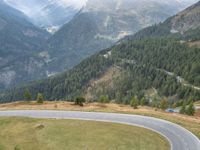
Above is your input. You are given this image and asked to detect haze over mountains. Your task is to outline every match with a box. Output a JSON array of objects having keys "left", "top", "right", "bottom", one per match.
[
  {"left": 1, "top": 1, "right": 200, "bottom": 103},
  {"left": 0, "top": 0, "right": 199, "bottom": 91},
  {"left": 4, "top": 0, "right": 87, "bottom": 30}
]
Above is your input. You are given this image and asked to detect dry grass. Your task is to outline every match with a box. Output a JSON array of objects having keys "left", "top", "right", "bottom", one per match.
[
  {"left": 0, "top": 117, "right": 169, "bottom": 150},
  {"left": 0, "top": 101, "right": 200, "bottom": 138}
]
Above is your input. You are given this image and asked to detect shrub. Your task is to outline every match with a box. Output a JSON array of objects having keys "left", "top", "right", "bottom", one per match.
[
  {"left": 99, "top": 95, "right": 109, "bottom": 103},
  {"left": 75, "top": 97, "right": 86, "bottom": 106}
]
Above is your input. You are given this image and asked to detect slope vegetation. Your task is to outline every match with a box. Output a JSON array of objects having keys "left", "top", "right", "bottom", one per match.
[
  {"left": 40, "top": 0, "right": 197, "bottom": 73},
  {"left": 1, "top": 1, "right": 200, "bottom": 104}
]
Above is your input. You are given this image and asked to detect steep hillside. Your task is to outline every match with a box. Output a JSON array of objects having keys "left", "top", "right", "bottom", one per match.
[
  {"left": 124, "top": 1, "right": 200, "bottom": 41},
  {"left": 0, "top": 1, "right": 50, "bottom": 90},
  {"left": 1, "top": 1, "right": 200, "bottom": 103},
  {"left": 41, "top": 0, "right": 198, "bottom": 74},
  {"left": 1, "top": 0, "right": 197, "bottom": 90},
  {"left": 2, "top": 37, "right": 200, "bottom": 103}
]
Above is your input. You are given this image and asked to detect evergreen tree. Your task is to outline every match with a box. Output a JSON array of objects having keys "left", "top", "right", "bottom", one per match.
[
  {"left": 186, "top": 102, "right": 195, "bottom": 116},
  {"left": 130, "top": 96, "right": 138, "bottom": 109},
  {"left": 23, "top": 89, "right": 32, "bottom": 102},
  {"left": 180, "top": 102, "right": 186, "bottom": 114},
  {"left": 37, "top": 93, "right": 44, "bottom": 104},
  {"left": 140, "top": 97, "right": 145, "bottom": 106},
  {"left": 160, "top": 99, "right": 168, "bottom": 110}
]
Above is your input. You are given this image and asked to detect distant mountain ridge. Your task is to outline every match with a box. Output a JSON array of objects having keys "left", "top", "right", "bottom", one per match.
[
  {"left": 39, "top": 0, "right": 199, "bottom": 76},
  {"left": 123, "top": 1, "right": 200, "bottom": 41},
  {"left": 0, "top": 0, "right": 199, "bottom": 91},
  {"left": 0, "top": 1, "right": 50, "bottom": 90}
]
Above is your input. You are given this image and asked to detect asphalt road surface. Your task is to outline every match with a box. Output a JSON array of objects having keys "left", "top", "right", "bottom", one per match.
[{"left": 0, "top": 110, "right": 199, "bottom": 150}]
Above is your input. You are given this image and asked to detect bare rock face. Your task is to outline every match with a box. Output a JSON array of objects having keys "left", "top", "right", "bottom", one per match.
[{"left": 170, "top": 1, "right": 200, "bottom": 33}]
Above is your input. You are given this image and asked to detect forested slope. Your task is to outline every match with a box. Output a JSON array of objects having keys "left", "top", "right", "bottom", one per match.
[
  {"left": 2, "top": 36, "right": 200, "bottom": 103},
  {"left": 1, "top": 1, "right": 200, "bottom": 104}
]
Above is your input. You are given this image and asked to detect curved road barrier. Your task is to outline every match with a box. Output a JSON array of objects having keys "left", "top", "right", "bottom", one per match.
[{"left": 0, "top": 110, "right": 199, "bottom": 150}]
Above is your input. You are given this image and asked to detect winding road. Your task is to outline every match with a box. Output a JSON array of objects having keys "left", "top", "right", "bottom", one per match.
[{"left": 0, "top": 110, "right": 199, "bottom": 150}]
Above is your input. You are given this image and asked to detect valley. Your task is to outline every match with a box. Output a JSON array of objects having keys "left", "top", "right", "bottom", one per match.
[
  {"left": 0, "top": 1, "right": 200, "bottom": 150},
  {"left": 0, "top": 0, "right": 199, "bottom": 90}
]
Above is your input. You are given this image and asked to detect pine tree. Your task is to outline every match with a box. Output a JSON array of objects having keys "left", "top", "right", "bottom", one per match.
[
  {"left": 140, "top": 98, "right": 145, "bottom": 106},
  {"left": 37, "top": 93, "right": 44, "bottom": 104},
  {"left": 180, "top": 102, "right": 186, "bottom": 114},
  {"left": 130, "top": 96, "right": 138, "bottom": 109},
  {"left": 23, "top": 89, "right": 32, "bottom": 102},
  {"left": 160, "top": 99, "right": 168, "bottom": 110},
  {"left": 186, "top": 102, "right": 195, "bottom": 116}
]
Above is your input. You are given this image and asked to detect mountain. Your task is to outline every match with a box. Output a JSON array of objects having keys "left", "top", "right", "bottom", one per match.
[
  {"left": 4, "top": 0, "right": 87, "bottom": 30},
  {"left": 124, "top": 0, "right": 200, "bottom": 41},
  {"left": 0, "top": 1, "right": 50, "bottom": 90},
  {"left": 41, "top": 0, "right": 199, "bottom": 75},
  {"left": 2, "top": 1, "right": 200, "bottom": 104},
  {"left": 0, "top": 0, "right": 198, "bottom": 90}
]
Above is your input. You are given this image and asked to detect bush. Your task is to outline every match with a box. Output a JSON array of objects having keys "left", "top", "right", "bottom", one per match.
[
  {"left": 99, "top": 95, "right": 109, "bottom": 103},
  {"left": 75, "top": 97, "right": 86, "bottom": 106},
  {"left": 37, "top": 93, "right": 44, "bottom": 104}
]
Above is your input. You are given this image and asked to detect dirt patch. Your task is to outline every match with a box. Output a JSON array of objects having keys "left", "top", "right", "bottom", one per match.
[
  {"left": 188, "top": 40, "right": 200, "bottom": 48},
  {"left": 85, "top": 66, "right": 121, "bottom": 101}
]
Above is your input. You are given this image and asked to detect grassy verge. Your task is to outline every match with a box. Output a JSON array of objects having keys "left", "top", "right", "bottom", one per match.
[
  {"left": 0, "top": 117, "right": 169, "bottom": 150},
  {"left": 0, "top": 101, "right": 200, "bottom": 139}
]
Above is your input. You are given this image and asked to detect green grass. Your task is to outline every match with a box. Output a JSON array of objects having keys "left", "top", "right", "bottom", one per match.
[{"left": 0, "top": 117, "right": 170, "bottom": 150}]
